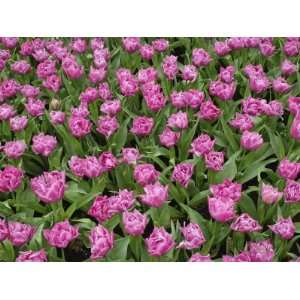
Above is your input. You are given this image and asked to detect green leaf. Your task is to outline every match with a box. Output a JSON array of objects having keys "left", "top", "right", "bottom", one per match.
[
  {"left": 107, "top": 236, "right": 130, "bottom": 261},
  {"left": 266, "top": 126, "right": 285, "bottom": 159}
]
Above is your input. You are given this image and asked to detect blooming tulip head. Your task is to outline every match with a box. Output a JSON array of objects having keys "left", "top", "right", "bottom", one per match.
[
  {"left": 140, "top": 182, "right": 168, "bottom": 208},
  {"left": 30, "top": 171, "right": 65, "bottom": 204},
  {"left": 44, "top": 221, "right": 79, "bottom": 248},
  {"left": 122, "top": 210, "right": 148, "bottom": 236},
  {"left": 269, "top": 217, "right": 295, "bottom": 240},
  {"left": 178, "top": 223, "right": 206, "bottom": 250},
  {"left": 145, "top": 227, "right": 175, "bottom": 257},
  {"left": 171, "top": 163, "right": 194, "bottom": 187}
]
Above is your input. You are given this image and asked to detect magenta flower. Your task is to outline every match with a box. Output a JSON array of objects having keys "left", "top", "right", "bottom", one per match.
[
  {"left": 248, "top": 240, "right": 275, "bottom": 262},
  {"left": 0, "top": 166, "right": 23, "bottom": 192},
  {"left": 145, "top": 227, "right": 175, "bottom": 257},
  {"left": 89, "top": 225, "right": 114, "bottom": 260},
  {"left": 9, "top": 115, "right": 28, "bottom": 132},
  {"left": 190, "top": 134, "right": 215, "bottom": 156},
  {"left": 32, "top": 133, "right": 57, "bottom": 157},
  {"left": 50, "top": 111, "right": 65, "bottom": 125},
  {"left": 281, "top": 59, "right": 297, "bottom": 76},
  {"left": 189, "top": 253, "right": 212, "bottom": 262},
  {"left": 68, "top": 116, "right": 92, "bottom": 138},
  {"left": 167, "top": 111, "right": 188, "bottom": 129},
  {"left": 122, "top": 37, "right": 140, "bottom": 53},
  {"left": 182, "top": 65, "right": 198, "bottom": 82},
  {"left": 269, "top": 217, "right": 295, "bottom": 240},
  {"left": 204, "top": 151, "right": 224, "bottom": 171},
  {"left": 16, "top": 249, "right": 47, "bottom": 262},
  {"left": 130, "top": 116, "right": 154, "bottom": 137},
  {"left": 230, "top": 213, "right": 262, "bottom": 232},
  {"left": 8, "top": 222, "right": 35, "bottom": 247},
  {"left": 134, "top": 163, "right": 160, "bottom": 186},
  {"left": 171, "top": 163, "right": 194, "bottom": 187},
  {"left": 98, "top": 151, "right": 118, "bottom": 172},
  {"left": 162, "top": 55, "right": 178, "bottom": 80},
  {"left": 229, "top": 113, "right": 254, "bottom": 132},
  {"left": 122, "top": 210, "right": 148, "bottom": 236},
  {"left": 210, "top": 179, "right": 242, "bottom": 203},
  {"left": 284, "top": 180, "right": 300, "bottom": 203},
  {"left": 261, "top": 183, "right": 283, "bottom": 204},
  {"left": 44, "top": 221, "right": 79, "bottom": 248},
  {"left": 152, "top": 39, "right": 169, "bottom": 52},
  {"left": 208, "top": 196, "right": 236, "bottom": 223},
  {"left": 159, "top": 127, "right": 180, "bottom": 148},
  {"left": 278, "top": 158, "right": 300, "bottom": 180},
  {"left": 178, "top": 223, "right": 206, "bottom": 250},
  {"left": 140, "top": 182, "right": 169, "bottom": 208},
  {"left": 97, "top": 115, "right": 119, "bottom": 138},
  {"left": 3, "top": 140, "right": 26, "bottom": 159},
  {"left": 192, "top": 48, "right": 211, "bottom": 67},
  {"left": 100, "top": 100, "right": 121, "bottom": 116},
  {"left": 122, "top": 148, "right": 140, "bottom": 164},
  {"left": 30, "top": 171, "right": 65, "bottom": 204},
  {"left": 197, "top": 100, "right": 221, "bottom": 121},
  {"left": 240, "top": 131, "right": 263, "bottom": 151},
  {"left": 223, "top": 251, "right": 251, "bottom": 262}
]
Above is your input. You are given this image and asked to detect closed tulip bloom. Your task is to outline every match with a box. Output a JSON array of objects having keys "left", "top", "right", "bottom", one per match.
[
  {"left": 192, "top": 48, "right": 211, "bottom": 67},
  {"left": 16, "top": 249, "right": 47, "bottom": 262},
  {"left": 8, "top": 222, "right": 35, "bottom": 247},
  {"left": 278, "top": 158, "right": 300, "bottom": 180},
  {"left": 214, "top": 41, "right": 231, "bottom": 56},
  {"left": 98, "top": 151, "right": 118, "bottom": 172},
  {"left": 25, "top": 98, "right": 45, "bottom": 117},
  {"left": 272, "top": 77, "right": 291, "bottom": 94},
  {"left": 32, "top": 133, "right": 57, "bottom": 156},
  {"left": 178, "top": 223, "right": 206, "bottom": 250},
  {"left": 0, "top": 104, "right": 16, "bottom": 120},
  {"left": 122, "top": 37, "right": 140, "bottom": 53},
  {"left": 11, "top": 60, "right": 31, "bottom": 74},
  {"left": 261, "top": 183, "right": 283, "bottom": 204},
  {"left": 230, "top": 213, "right": 262, "bottom": 232},
  {"left": 139, "top": 44, "right": 154, "bottom": 60},
  {"left": 68, "top": 116, "right": 92, "bottom": 138},
  {"left": 219, "top": 66, "right": 235, "bottom": 83},
  {"left": 159, "top": 127, "right": 180, "bottom": 148},
  {"left": 284, "top": 40, "right": 299, "bottom": 56},
  {"left": 97, "top": 115, "right": 119, "bottom": 138},
  {"left": 89, "top": 225, "right": 114, "bottom": 259},
  {"left": 130, "top": 116, "right": 154, "bottom": 137},
  {"left": 262, "top": 100, "right": 284, "bottom": 117},
  {"left": 162, "top": 55, "right": 178, "bottom": 80},
  {"left": 290, "top": 113, "right": 300, "bottom": 141},
  {"left": 182, "top": 65, "right": 198, "bottom": 82},
  {"left": 208, "top": 196, "right": 236, "bottom": 222},
  {"left": 190, "top": 134, "right": 215, "bottom": 156},
  {"left": 50, "top": 111, "right": 65, "bottom": 125},
  {"left": 269, "top": 217, "right": 295, "bottom": 240},
  {"left": 88, "top": 196, "right": 115, "bottom": 223},
  {"left": 204, "top": 151, "right": 224, "bottom": 171},
  {"left": 110, "top": 189, "right": 135, "bottom": 213},
  {"left": 44, "top": 221, "right": 79, "bottom": 248},
  {"left": 223, "top": 251, "right": 251, "bottom": 262},
  {"left": 122, "top": 147, "right": 140, "bottom": 164},
  {"left": 20, "top": 84, "right": 40, "bottom": 99},
  {"left": 146, "top": 227, "right": 175, "bottom": 257},
  {"left": 171, "top": 163, "right": 194, "bottom": 187},
  {"left": 197, "top": 100, "right": 222, "bottom": 121},
  {"left": 9, "top": 115, "right": 28, "bottom": 132},
  {"left": 167, "top": 111, "right": 188, "bottom": 129},
  {"left": 288, "top": 96, "right": 300, "bottom": 115},
  {"left": 210, "top": 179, "right": 242, "bottom": 203},
  {"left": 242, "top": 97, "right": 265, "bottom": 116},
  {"left": 189, "top": 253, "right": 212, "bottom": 262},
  {"left": 30, "top": 171, "right": 65, "bottom": 204},
  {"left": 100, "top": 100, "right": 121, "bottom": 116},
  {"left": 185, "top": 89, "right": 205, "bottom": 109},
  {"left": 209, "top": 80, "right": 236, "bottom": 101},
  {"left": 281, "top": 59, "right": 297, "bottom": 76},
  {"left": 249, "top": 75, "right": 270, "bottom": 94},
  {"left": 140, "top": 182, "right": 168, "bottom": 208},
  {"left": 248, "top": 240, "right": 274, "bottom": 262},
  {"left": 229, "top": 113, "right": 254, "bottom": 132},
  {"left": 152, "top": 39, "right": 169, "bottom": 52},
  {"left": 69, "top": 156, "right": 86, "bottom": 177},
  {"left": 62, "top": 56, "right": 84, "bottom": 79},
  {"left": 0, "top": 166, "right": 23, "bottom": 192},
  {"left": 137, "top": 67, "right": 158, "bottom": 84},
  {"left": 170, "top": 91, "right": 187, "bottom": 109},
  {"left": 240, "top": 131, "right": 263, "bottom": 151},
  {"left": 0, "top": 219, "right": 8, "bottom": 241},
  {"left": 88, "top": 66, "right": 107, "bottom": 84},
  {"left": 0, "top": 79, "right": 19, "bottom": 99},
  {"left": 122, "top": 210, "right": 148, "bottom": 236},
  {"left": 284, "top": 180, "right": 300, "bottom": 203},
  {"left": 134, "top": 164, "right": 160, "bottom": 186},
  {"left": 3, "top": 140, "right": 26, "bottom": 159}
]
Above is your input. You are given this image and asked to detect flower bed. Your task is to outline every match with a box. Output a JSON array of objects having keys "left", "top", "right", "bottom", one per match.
[{"left": 1, "top": 37, "right": 300, "bottom": 262}]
